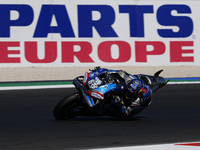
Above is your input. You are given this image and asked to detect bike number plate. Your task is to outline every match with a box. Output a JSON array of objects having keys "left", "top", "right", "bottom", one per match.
[{"left": 88, "top": 77, "right": 102, "bottom": 89}]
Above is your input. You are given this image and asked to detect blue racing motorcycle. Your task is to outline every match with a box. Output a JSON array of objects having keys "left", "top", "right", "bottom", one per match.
[{"left": 53, "top": 67, "right": 168, "bottom": 120}]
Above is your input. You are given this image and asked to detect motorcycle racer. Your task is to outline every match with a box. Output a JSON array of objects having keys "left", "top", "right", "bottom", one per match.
[
  {"left": 54, "top": 66, "right": 167, "bottom": 120},
  {"left": 102, "top": 68, "right": 152, "bottom": 116}
]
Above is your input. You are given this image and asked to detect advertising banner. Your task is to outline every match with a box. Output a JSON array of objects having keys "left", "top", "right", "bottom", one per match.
[{"left": 0, "top": 0, "right": 199, "bottom": 67}]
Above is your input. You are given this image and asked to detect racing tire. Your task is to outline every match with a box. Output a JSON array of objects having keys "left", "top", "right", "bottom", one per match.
[{"left": 53, "top": 94, "right": 80, "bottom": 120}]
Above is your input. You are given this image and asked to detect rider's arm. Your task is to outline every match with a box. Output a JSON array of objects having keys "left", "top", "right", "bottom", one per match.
[{"left": 121, "top": 84, "right": 152, "bottom": 116}]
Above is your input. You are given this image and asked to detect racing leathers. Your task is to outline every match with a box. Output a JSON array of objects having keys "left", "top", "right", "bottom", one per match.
[{"left": 105, "top": 69, "right": 152, "bottom": 116}]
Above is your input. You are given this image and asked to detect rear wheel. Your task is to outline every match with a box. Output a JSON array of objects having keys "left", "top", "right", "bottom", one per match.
[{"left": 53, "top": 94, "right": 80, "bottom": 120}]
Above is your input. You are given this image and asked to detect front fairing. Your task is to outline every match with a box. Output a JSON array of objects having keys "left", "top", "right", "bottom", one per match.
[
  {"left": 83, "top": 68, "right": 108, "bottom": 86},
  {"left": 87, "top": 83, "right": 117, "bottom": 100},
  {"left": 73, "top": 69, "right": 119, "bottom": 107}
]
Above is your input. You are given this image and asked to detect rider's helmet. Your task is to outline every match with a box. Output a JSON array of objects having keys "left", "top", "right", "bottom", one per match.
[{"left": 125, "top": 79, "right": 144, "bottom": 99}]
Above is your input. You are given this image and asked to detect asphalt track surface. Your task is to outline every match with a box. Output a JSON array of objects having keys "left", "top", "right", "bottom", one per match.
[{"left": 0, "top": 84, "right": 200, "bottom": 150}]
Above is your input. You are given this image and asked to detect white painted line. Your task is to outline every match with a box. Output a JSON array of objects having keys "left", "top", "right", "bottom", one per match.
[
  {"left": 0, "top": 84, "right": 75, "bottom": 90},
  {"left": 168, "top": 81, "right": 200, "bottom": 84},
  {"left": 91, "top": 142, "right": 200, "bottom": 150},
  {"left": 0, "top": 81, "right": 199, "bottom": 90}
]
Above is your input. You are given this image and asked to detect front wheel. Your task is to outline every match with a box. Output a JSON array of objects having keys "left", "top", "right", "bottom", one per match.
[{"left": 53, "top": 94, "right": 80, "bottom": 120}]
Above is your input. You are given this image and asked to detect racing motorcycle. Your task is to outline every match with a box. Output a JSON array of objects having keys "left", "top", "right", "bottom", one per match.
[{"left": 53, "top": 67, "right": 169, "bottom": 120}]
